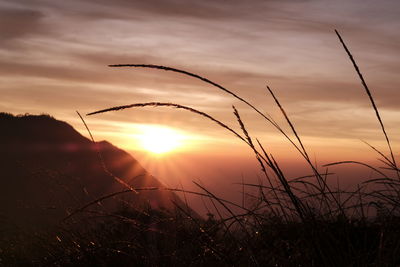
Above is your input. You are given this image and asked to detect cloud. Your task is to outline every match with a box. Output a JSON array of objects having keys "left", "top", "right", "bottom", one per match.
[
  {"left": 1, "top": 0, "right": 400, "bottom": 147},
  {"left": 0, "top": 7, "right": 47, "bottom": 42}
]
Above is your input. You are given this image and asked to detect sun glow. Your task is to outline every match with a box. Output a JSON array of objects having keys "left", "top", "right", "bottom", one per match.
[{"left": 136, "top": 125, "right": 184, "bottom": 154}]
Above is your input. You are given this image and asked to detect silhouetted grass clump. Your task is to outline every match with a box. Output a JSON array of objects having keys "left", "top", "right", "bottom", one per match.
[{"left": 3, "top": 30, "right": 400, "bottom": 266}]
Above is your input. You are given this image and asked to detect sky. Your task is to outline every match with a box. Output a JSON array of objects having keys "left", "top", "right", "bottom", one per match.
[{"left": 1, "top": 0, "right": 400, "bottom": 209}]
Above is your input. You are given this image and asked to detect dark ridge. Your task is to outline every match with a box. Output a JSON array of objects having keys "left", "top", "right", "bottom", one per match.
[{"left": 0, "top": 112, "right": 187, "bottom": 232}]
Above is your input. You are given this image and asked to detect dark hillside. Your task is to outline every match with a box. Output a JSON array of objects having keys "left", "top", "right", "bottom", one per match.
[{"left": 0, "top": 113, "right": 184, "bottom": 232}]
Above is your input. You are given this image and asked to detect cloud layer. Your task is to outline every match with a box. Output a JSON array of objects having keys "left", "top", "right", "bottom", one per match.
[{"left": 1, "top": 0, "right": 400, "bottom": 154}]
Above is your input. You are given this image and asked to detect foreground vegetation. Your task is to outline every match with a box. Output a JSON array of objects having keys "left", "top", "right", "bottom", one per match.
[
  {"left": 2, "top": 30, "right": 400, "bottom": 266},
  {"left": 4, "top": 206, "right": 400, "bottom": 266}
]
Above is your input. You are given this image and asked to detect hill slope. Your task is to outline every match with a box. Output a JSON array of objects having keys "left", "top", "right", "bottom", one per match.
[{"left": 0, "top": 112, "right": 186, "bottom": 231}]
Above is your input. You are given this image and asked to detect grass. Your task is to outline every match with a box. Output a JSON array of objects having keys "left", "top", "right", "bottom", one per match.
[{"left": 3, "top": 30, "right": 400, "bottom": 266}]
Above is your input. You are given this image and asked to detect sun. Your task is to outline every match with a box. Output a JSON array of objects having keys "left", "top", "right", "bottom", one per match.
[{"left": 137, "top": 125, "right": 184, "bottom": 154}]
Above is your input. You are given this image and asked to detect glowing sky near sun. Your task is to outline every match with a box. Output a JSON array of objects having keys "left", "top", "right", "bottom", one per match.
[
  {"left": 134, "top": 124, "right": 185, "bottom": 154},
  {"left": 1, "top": 0, "right": 400, "bottom": 194}
]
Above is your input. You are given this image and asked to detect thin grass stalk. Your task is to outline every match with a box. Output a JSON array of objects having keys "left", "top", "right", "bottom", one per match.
[
  {"left": 232, "top": 105, "right": 282, "bottom": 208},
  {"left": 335, "top": 29, "right": 399, "bottom": 179},
  {"left": 108, "top": 64, "right": 309, "bottom": 160},
  {"left": 320, "top": 168, "right": 335, "bottom": 216},
  {"left": 87, "top": 102, "right": 247, "bottom": 144},
  {"left": 324, "top": 161, "right": 389, "bottom": 179},
  {"left": 206, "top": 197, "right": 242, "bottom": 250},
  {"left": 362, "top": 140, "right": 396, "bottom": 170},
  {"left": 270, "top": 154, "right": 306, "bottom": 221},
  {"left": 87, "top": 102, "right": 291, "bottom": 190},
  {"left": 256, "top": 139, "right": 291, "bottom": 220},
  {"left": 64, "top": 187, "right": 254, "bottom": 222},
  {"left": 266, "top": 86, "right": 308, "bottom": 159},
  {"left": 232, "top": 106, "right": 269, "bottom": 175},
  {"left": 208, "top": 196, "right": 230, "bottom": 229},
  {"left": 357, "top": 184, "right": 366, "bottom": 219},
  {"left": 76, "top": 111, "right": 139, "bottom": 194},
  {"left": 241, "top": 175, "right": 245, "bottom": 209},
  {"left": 265, "top": 86, "right": 343, "bottom": 216},
  {"left": 192, "top": 181, "right": 259, "bottom": 266},
  {"left": 193, "top": 181, "right": 249, "bottom": 235},
  {"left": 178, "top": 180, "right": 191, "bottom": 215},
  {"left": 291, "top": 172, "right": 335, "bottom": 181},
  {"left": 88, "top": 102, "right": 286, "bottom": 195},
  {"left": 170, "top": 200, "right": 230, "bottom": 264},
  {"left": 255, "top": 175, "right": 281, "bottom": 219},
  {"left": 378, "top": 160, "right": 398, "bottom": 171}
]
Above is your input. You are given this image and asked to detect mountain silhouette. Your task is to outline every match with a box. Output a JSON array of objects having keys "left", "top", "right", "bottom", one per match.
[{"left": 0, "top": 112, "right": 187, "bottom": 232}]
